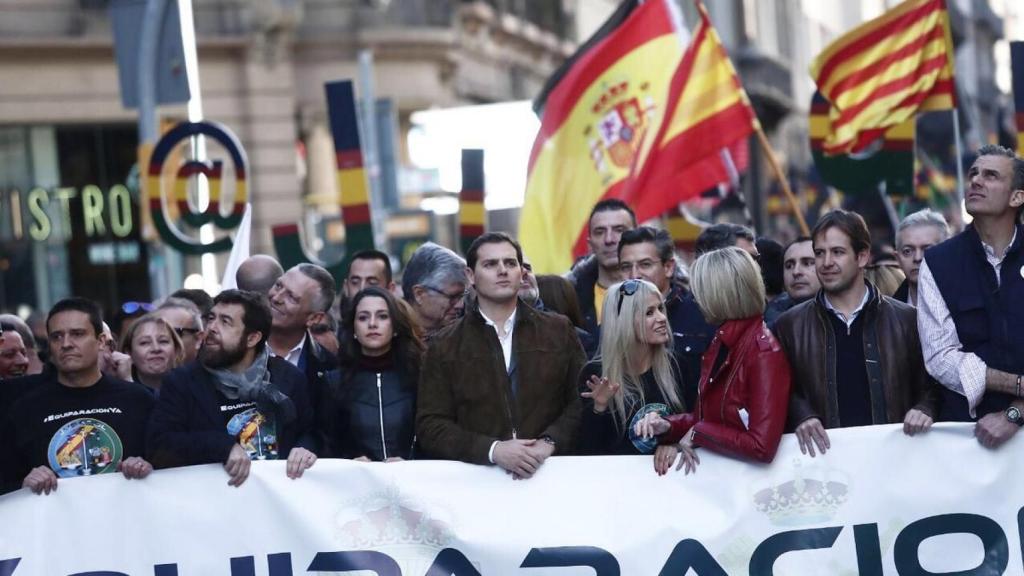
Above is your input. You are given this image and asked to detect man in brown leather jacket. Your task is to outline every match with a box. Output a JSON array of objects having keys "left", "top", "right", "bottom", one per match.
[
  {"left": 773, "top": 210, "right": 941, "bottom": 457},
  {"left": 417, "top": 232, "right": 584, "bottom": 478}
]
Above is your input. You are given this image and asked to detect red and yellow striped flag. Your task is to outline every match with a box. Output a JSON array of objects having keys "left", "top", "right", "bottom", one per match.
[
  {"left": 519, "top": 0, "right": 685, "bottom": 274},
  {"left": 618, "top": 3, "right": 758, "bottom": 222},
  {"left": 811, "top": 0, "right": 956, "bottom": 156}
]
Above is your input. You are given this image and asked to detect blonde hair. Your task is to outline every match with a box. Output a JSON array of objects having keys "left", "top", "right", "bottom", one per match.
[
  {"left": 865, "top": 263, "right": 906, "bottom": 297},
  {"left": 691, "top": 247, "right": 765, "bottom": 324},
  {"left": 597, "top": 279, "right": 684, "bottom": 429},
  {"left": 120, "top": 314, "right": 186, "bottom": 367}
]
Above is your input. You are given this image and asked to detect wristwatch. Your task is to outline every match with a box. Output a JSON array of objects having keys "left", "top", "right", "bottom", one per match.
[
  {"left": 1006, "top": 406, "right": 1024, "bottom": 427},
  {"left": 540, "top": 435, "right": 557, "bottom": 447}
]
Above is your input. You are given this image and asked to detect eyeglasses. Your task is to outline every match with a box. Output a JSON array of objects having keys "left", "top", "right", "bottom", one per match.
[
  {"left": 121, "top": 301, "right": 155, "bottom": 315},
  {"left": 616, "top": 279, "right": 640, "bottom": 315},
  {"left": 424, "top": 285, "right": 468, "bottom": 306},
  {"left": 173, "top": 327, "right": 200, "bottom": 338}
]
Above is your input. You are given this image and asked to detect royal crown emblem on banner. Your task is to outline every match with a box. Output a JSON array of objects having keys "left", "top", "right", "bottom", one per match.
[
  {"left": 753, "top": 460, "right": 851, "bottom": 527},
  {"left": 583, "top": 78, "right": 656, "bottom": 185}
]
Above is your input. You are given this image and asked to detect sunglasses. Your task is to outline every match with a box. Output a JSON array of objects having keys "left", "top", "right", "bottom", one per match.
[
  {"left": 309, "top": 323, "right": 333, "bottom": 336},
  {"left": 616, "top": 279, "right": 640, "bottom": 315},
  {"left": 122, "top": 301, "right": 155, "bottom": 315},
  {"left": 173, "top": 327, "right": 200, "bottom": 338}
]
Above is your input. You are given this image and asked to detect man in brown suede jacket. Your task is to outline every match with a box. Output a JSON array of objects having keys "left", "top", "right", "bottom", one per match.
[
  {"left": 773, "top": 210, "right": 941, "bottom": 457},
  {"left": 417, "top": 232, "right": 584, "bottom": 479}
]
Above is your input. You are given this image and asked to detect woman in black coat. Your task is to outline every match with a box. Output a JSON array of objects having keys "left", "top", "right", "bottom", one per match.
[{"left": 321, "top": 287, "right": 424, "bottom": 461}]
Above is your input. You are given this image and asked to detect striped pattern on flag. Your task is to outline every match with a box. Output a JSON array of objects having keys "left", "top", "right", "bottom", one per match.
[{"left": 810, "top": 0, "right": 955, "bottom": 156}]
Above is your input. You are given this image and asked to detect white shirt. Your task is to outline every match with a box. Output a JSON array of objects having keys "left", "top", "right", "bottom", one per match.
[
  {"left": 480, "top": 308, "right": 517, "bottom": 373},
  {"left": 917, "top": 228, "right": 1018, "bottom": 417},
  {"left": 480, "top": 307, "right": 517, "bottom": 463},
  {"left": 272, "top": 333, "right": 307, "bottom": 367},
  {"left": 822, "top": 284, "right": 871, "bottom": 331}
]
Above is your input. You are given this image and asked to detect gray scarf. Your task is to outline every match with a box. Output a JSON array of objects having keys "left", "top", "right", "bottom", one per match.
[{"left": 205, "top": 347, "right": 296, "bottom": 423}]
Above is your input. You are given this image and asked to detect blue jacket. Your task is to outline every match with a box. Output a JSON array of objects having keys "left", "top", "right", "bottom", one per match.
[{"left": 147, "top": 356, "right": 316, "bottom": 468}]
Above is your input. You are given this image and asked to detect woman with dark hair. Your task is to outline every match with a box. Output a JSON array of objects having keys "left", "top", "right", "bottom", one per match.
[
  {"left": 536, "top": 274, "right": 585, "bottom": 329},
  {"left": 321, "top": 286, "right": 424, "bottom": 461}
]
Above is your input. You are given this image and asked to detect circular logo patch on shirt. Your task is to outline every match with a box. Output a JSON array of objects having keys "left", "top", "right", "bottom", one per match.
[
  {"left": 628, "top": 403, "right": 671, "bottom": 454},
  {"left": 47, "top": 418, "right": 123, "bottom": 478}
]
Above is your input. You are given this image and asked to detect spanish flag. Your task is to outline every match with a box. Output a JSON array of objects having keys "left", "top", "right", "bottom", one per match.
[
  {"left": 811, "top": 0, "right": 956, "bottom": 156},
  {"left": 619, "top": 3, "right": 759, "bottom": 224},
  {"left": 519, "top": 0, "right": 685, "bottom": 274}
]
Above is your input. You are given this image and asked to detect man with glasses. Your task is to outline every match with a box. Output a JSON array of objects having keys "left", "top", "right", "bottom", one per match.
[
  {"left": 155, "top": 297, "right": 205, "bottom": 364},
  {"left": 401, "top": 242, "right": 469, "bottom": 340},
  {"left": 893, "top": 209, "right": 949, "bottom": 306},
  {"left": 418, "top": 232, "right": 584, "bottom": 478}
]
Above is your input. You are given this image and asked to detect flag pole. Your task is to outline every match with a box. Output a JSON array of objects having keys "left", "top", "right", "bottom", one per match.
[{"left": 753, "top": 125, "right": 810, "bottom": 236}]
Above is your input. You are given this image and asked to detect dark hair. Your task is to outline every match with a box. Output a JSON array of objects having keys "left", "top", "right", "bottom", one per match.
[
  {"left": 977, "top": 144, "right": 1024, "bottom": 218},
  {"left": 695, "top": 223, "right": 755, "bottom": 255},
  {"left": 348, "top": 250, "right": 393, "bottom": 285},
  {"left": 339, "top": 286, "right": 424, "bottom": 390},
  {"left": 618, "top": 226, "right": 674, "bottom": 263},
  {"left": 466, "top": 232, "right": 523, "bottom": 271},
  {"left": 211, "top": 289, "right": 272, "bottom": 350},
  {"left": 784, "top": 236, "right": 813, "bottom": 255},
  {"left": 294, "top": 263, "right": 337, "bottom": 313},
  {"left": 536, "top": 274, "right": 585, "bottom": 329},
  {"left": 755, "top": 237, "right": 785, "bottom": 296},
  {"left": 47, "top": 297, "right": 103, "bottom": 337},
  {"left": 170, "top": 288, "right": 214, "bottom": 316},
  {"left": 589, "top": 199, "right": 637, "bottom": 231},
  {"left": 812, "top": 209, "right": 872, "bottom": 255}
]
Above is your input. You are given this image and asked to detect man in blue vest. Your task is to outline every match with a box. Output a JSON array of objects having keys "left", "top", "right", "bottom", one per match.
[{"left": 918, "top": 145, "right": 1024, "bottom": 448}]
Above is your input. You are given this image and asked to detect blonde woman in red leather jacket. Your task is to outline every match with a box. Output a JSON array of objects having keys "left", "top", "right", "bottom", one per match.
[{"left": 635, "top": 247, "right": 791, "bottom": 475}]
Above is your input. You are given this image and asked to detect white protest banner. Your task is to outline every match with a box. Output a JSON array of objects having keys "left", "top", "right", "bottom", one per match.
[{"left": 0, "top": 423, "right": 1021, "bottom": 575}]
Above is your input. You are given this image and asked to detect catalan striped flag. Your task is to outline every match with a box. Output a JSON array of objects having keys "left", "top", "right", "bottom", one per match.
[
  {"left": 618, "top": 3, "right": 758, "bottom": 223},
  {"left": 519, "top": 0, "right": 686, "bottom": 274},
  {"left": 810, "top": 0, "right": 956, "bottom": 156}
]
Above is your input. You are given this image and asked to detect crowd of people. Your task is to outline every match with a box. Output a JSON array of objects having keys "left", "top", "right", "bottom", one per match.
[{"left": 0, "top": 143, "right": 1022, "bottom": 494}]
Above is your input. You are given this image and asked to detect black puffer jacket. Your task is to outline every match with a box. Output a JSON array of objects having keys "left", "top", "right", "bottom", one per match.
[{"left": 321, "top": 353, "right": 416, "bottom": 461}]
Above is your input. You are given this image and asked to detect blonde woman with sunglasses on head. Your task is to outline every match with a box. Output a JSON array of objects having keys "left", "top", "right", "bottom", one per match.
[
  {"left": 635, "top": 247, "right": 791, "bottom": 475},
  {"left": 578, "top": 279, "right": 686, "bottom": 455}
]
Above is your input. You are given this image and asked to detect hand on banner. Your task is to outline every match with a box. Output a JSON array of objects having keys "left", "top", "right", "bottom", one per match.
[
  {"left": 795, "top": 418, "right": 830, "bottom": 457},
  {"left": 903, "top": 409, "right": 934, "bottom": 436},
  {"left": 653, "top": 444, "right": 679, "bottom": 476},
  {"left": 975, "top": 412, "right": 1019, "bottom": 449},
  {"left": 634, "top": 412, "right": 671, "bottom": 439},
  {"left": 582, "top": 375, "right": 620, "bottom": 413},
  {"left": 22, "top": 466, "right": 58, "bottom": 495},
  {"left": 493, "top": 439, "right": 545, "bottom": 480},
  {"left": 224, "top": 443, "right": 251, "bottom": 487},
  {"left": 385, "top": 457, "right": 405, "bottom": 463},
  {"left": 118, "top": 456, "right": 153, "bottom": 480},
  {"left": 675, "top": 435, "right": 700, "bottom": 475},
  {"left": 286, "top": 447, "right": 317, "bottom": 479},
  {"left": 354, "top": 456, "right": 371, "bottom": 462}
]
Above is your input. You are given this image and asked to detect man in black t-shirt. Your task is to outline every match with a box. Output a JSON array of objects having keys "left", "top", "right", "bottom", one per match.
[
  {"left": 148, "top": 290, "right": 316, "bottom": 487},
  {"left": 2, "top": 298, "right": 154, "bottom": 495}
]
